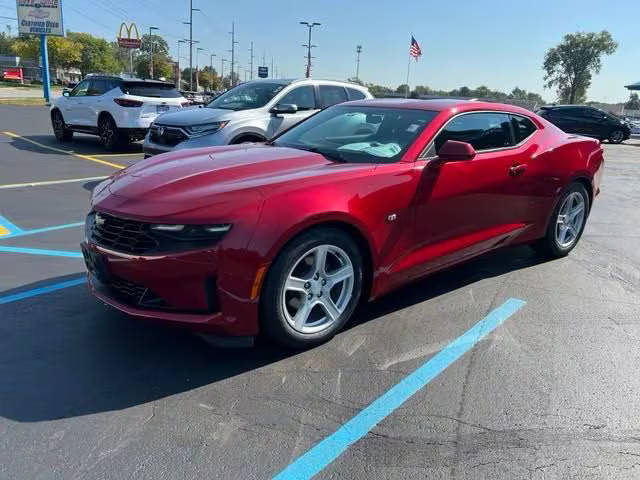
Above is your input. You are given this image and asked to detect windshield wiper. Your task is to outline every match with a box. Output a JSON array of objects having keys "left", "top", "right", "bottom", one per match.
[{"left": 305, "top": 147, "right": 347, "bottom": 163}]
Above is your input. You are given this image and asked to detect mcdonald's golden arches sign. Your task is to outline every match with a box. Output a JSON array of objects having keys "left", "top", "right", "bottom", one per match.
[{"left": 117, "top": 23, "right": 141, "bottom": 49}]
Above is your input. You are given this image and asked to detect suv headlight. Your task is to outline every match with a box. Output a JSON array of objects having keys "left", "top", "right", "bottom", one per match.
[{"left": 188, "top": 121, "right": 229, "bottom": 137}]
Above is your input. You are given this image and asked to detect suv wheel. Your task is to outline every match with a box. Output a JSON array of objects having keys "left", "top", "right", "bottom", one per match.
[
  {"left": 51, "top": 110, "right": 73, "bottom": 142},
  {"left": 98, "top": 115, "right": 127, "bottom": 151},
  {"left": 608, "top": 129, "right": 625, "bottom": 144}
]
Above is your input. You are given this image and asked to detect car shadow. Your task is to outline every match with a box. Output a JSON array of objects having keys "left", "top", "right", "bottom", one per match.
[
  {"left": 5, "top": 134, "right": 143, "bottom": 155},
  {"left": 0, "top": 245, "right": 547, "bottom": 423}
]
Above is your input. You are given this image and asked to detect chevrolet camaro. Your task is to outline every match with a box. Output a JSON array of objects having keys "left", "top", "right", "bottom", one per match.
[{"left": 82, "top": 99, "right": 604, "bottom": 348}]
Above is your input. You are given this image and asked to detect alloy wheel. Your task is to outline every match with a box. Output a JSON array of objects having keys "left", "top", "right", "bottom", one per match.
[
  {"left": 610, "top": 130, "right": 624, "bottom": 143},
  {"left": 53, "top": 112, "right": 65, "bottom": 136},
  {"left": 281, "top": 244, "right": 355, "bottom": 334},
  {"left": 555, "top": 192, "right": 586, "bottom": 249},
  {"left": 100, "top": 119, "right": 115, "bottom": 146}
]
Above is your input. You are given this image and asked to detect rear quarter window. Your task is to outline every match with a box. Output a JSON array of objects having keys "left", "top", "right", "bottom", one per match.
[
  {"left": 510, "top": 115, "right": 537, "bottom": 143},
  {"left": 121, "top": 82, "right": 182, "bottom": 98},
  {"left": 346, "top": 88, "right": 366, "bottom": 100}
]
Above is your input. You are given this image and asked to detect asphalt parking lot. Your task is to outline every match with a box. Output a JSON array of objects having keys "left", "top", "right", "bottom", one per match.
[{"left": 1, "top": 104, "right": 639, "bottom": 479}]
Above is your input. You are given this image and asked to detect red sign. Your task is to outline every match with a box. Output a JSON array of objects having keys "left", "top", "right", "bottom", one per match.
[{"left": 3, "top": 68, "right": 23, "bottom": 81}]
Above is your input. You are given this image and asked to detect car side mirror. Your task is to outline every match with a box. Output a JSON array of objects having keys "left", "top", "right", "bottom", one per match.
[
  {"left": 62, "top": 89, "right": 70, "bottom": 97},
  {"left": 270, "top": 103, "right": 298, "bottom": 115},
  {"left": 437, "top": 140, "right": 476, "bottom": 161}
]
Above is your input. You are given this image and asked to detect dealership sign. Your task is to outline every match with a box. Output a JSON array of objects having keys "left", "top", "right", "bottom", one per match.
[
  {"left": 16, "top": 0, "right": 64, "bottom": 36},
  {"left": 117, "top": 22, "right": 141, "bottom": 49}
]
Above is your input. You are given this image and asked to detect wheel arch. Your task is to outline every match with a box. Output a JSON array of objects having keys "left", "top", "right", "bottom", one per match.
[
  {"left": 98, "top": 110, "right": 114, "bottom": 124},
  {"left": 230, "top": 132, "right": 267, "bottom": 144},
  {"left": 259, "top": 216, "right": 376, "bottom": 304},
  {"left": 569, "top": 175, "right": 594, "bottom": 212}
]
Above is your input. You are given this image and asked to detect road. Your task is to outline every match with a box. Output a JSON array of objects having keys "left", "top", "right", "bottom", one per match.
[{"left": 0, "top": 105, "right": 639, "bottom": 479}]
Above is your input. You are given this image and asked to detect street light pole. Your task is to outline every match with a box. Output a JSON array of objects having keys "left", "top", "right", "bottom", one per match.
[
  {"left": 220, "top": 58, "right": 227, "bottom": 88},
  {"left": 248, "top": 41, "right": 254, "bottom": 80},
  {"left": 355, "top": 45, "right": 362, "bottom": 82},
  {"left": 196, "top": 47, "right": 204, "bottom": 91},
  {"left": 300, "top": 21, "right": 320, "bottom": 78},
  {"left": 229, "top": 21, "right": 239, "bottom": 87},
  {"left": 149, "top": 26, "right": 158, "bottom": 79},
  {"left": 209, "top": 53, "right": 216, "bottom": 91},
  {"left": 177, "top": 39, "right": 185, "bottom": 88}
]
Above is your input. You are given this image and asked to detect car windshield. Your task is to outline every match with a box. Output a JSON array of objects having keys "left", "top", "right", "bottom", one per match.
[
  {"left": 207, "top": 82, "right": 287, "bottom": 111},
  {"left": 273, "top": 105, "right": 438, "bottom": 163}
]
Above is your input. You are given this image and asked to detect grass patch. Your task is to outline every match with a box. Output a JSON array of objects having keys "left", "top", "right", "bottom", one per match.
[
  {"left": 0, "top": 97, "right": 48, "bottom": 106},
  {"left": 0, "top": 81, "right": 43, "bottom": 89}
]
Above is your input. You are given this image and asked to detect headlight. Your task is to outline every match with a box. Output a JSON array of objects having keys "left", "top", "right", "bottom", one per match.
[
  {"left": 150, "top": 223, "right": 232, "bottom": 241},
  {"left": 188, "top": 121, "right": 229, "bottom": 136}
]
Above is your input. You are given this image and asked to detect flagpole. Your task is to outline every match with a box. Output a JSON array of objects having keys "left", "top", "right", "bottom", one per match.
[{"left": 405, "top": 56, "right": 411, "bottom": 98}]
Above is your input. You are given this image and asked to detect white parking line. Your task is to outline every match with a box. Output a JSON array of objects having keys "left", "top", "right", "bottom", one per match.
[{"left": 0, "top": 176, "right": 109, "bottom": 190}]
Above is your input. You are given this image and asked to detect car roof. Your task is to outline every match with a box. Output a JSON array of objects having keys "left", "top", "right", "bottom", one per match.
[
  {"left": 85, "top": 74, "right": 174, "bottom": 85},
  {"left": 237, "top": 78, "right": 368, "bottom": 89},
  {"left": 343, "top": 98, "right": 535, "bottom": 115}
]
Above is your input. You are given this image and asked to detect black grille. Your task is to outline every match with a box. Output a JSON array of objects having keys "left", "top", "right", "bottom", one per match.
[
  {"left": 150, "top": 124, "right": 188, "bottom": 146},
  {"left": 107, "top": 276, "right": 167, "bottom": 308},
  {"left": 88, "top": 212, "right": 158, "bottom": 255}
]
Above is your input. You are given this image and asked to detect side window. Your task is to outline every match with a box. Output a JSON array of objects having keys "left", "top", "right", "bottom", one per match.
[
  {"left": 87, "top": 79, "right": 108, "bottom": 96},
  {"left": 278, "top": 86, "right": 316, "bottom": 111},
  {"left": 318, "top": 85, "right": 348, "bottom": 108},
  {"left": 434, "top": 113, "right": 513, "bottom": 152},
  {"left": 510, "top": 115, "right": 537, "bottom": 143},
  {"left": 346, "top": 88, "right": 366, "bottom": 100},
  {"left": 70, "top": 79, "right": 90, "bottom": 97}
]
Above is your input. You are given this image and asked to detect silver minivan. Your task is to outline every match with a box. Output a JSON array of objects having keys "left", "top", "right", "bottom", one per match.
[{"left": 143, "top": 78, "right": 372, "bottom": 157}]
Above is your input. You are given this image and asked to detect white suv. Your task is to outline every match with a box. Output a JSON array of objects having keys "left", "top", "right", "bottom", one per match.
[
  {"left": 50, "top": 75, "right": 188, "bottom": 150},
  {"left": 143, "top": 78, "right": 372, "bottom": 157}
]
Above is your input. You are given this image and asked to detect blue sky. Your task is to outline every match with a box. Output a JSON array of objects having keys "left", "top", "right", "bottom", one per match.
[{"left": 1, "top": 0, "right": 637, "bottom": 102}]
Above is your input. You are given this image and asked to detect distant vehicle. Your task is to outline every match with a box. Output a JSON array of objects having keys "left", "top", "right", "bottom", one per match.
[
  {"left": 50, "top": 75, "right": 189, "bottom": 150},
  {"left": 143, "top": 78, "right": 372, "bottom": 157},
  {"left": 84, "top": 99, "right": 603, "bottom": 348},
  {"left": 537, "top": 105, "right": 631, "bottom": 144}
]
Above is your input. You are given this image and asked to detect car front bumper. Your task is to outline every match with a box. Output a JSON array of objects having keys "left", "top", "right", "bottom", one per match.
[{"left": 82, "top": 241, "right": 260, "bottom": 336}]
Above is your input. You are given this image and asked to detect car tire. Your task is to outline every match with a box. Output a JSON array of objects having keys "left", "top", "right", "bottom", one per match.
[
  {"left": 98, "top": 115, "right": 127, "bottom": 151},
  {"left": 608, "top": 129, "right": 625, "bottom": 144},
  {"left": 51, "top": 109, "right": 73, "bottom": 142},
  {"left": 260, "top": 227, "right": 363, "bottom": 349},
  {"left": 532, "top": 182, "right": 590, "bottom": 258}
]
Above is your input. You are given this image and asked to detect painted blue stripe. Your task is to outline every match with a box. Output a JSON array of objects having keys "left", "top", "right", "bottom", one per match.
[
  {"left": 1, "top": 221, "right": 84, "bottom": 239},
  {"left": 0, "top": 214, "right": 23, "bottom": 233},
  {"left": 0, "top": 245, "right": 83, "bottom": 258},
  {"left": 0, "top": 277, "right": 85, "bottom": 305},
  {"left": 273, "top": 298, "right": 527, "bottom": 480}
]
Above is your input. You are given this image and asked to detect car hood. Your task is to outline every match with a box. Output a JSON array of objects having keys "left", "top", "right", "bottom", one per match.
[
  {"left": 92, "top": 145, "right": 373, "bottom": 220},
  {"left": 154, "top": 106, "right": 257, "bottom": 126}
]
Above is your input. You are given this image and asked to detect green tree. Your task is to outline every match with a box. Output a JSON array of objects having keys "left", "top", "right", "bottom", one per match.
[
  {"left": 134, "top": 54, "right": 172, "bottom": 80},
  {"left": 625, "top": 92, "right": 640, "bottom": 110},
  {"left": 366, "top": 84, "right": 393, "bottom": 97},
  {"left": 140, "top": 34, "right": 169, "bottom": 56},
  {"left": 395, "top": 84, "right": 409, "bottom": 94},
  {"left": 543, "top": 31, "right": 617, "bottom": 104},
  {"left": 0, "top": 32, "right": 15, "bottom": 55},
  {"left": 67, "top": 32, "right": 121, "bottom": 76},
  {"left": 10, "top": 35, "right": 81, "bottom": 69}
]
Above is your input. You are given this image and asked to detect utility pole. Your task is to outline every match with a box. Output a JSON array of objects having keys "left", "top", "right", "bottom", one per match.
[
  {"left": 248, "top": 41, "right": 255, "bottom": 80},
  {"left": 184, "top": 0, "right": 201, "bottom": 91},
  {"left": 271, "top": 57, "right": 274, "bottom": 78},
  {"left": 149, "top": 26, "right": 158, "bottom": 78},
  {"left": 229, "top": 22, "right": 239, "bottom": 87},
  {"left": 300, "top": 21, "right": 320, "bottom": 78},
  {"left": 355, "top": 45, "right": 362, "bottom": 82},
  {"left": 220, "top": 58, "right": 227, "bottom": 87}
]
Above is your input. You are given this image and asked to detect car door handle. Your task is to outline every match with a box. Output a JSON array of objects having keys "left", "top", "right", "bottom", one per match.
[{"left": 509, "top": 164, "right": 528, "bottom": 176}]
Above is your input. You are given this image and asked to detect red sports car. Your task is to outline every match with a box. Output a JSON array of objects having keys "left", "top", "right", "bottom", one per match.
[{"left": 83, "top": 99, "right": 604, "bottom": 348}]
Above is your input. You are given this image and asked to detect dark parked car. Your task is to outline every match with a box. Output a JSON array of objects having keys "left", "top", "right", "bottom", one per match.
[{"left": 537, "top": 105, "right": 631, "bottom": 143}]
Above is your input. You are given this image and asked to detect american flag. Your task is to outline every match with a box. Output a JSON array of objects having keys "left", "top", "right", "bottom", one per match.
[{"left": 409, "top": 36, "right": 422, "bottom": 60}]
